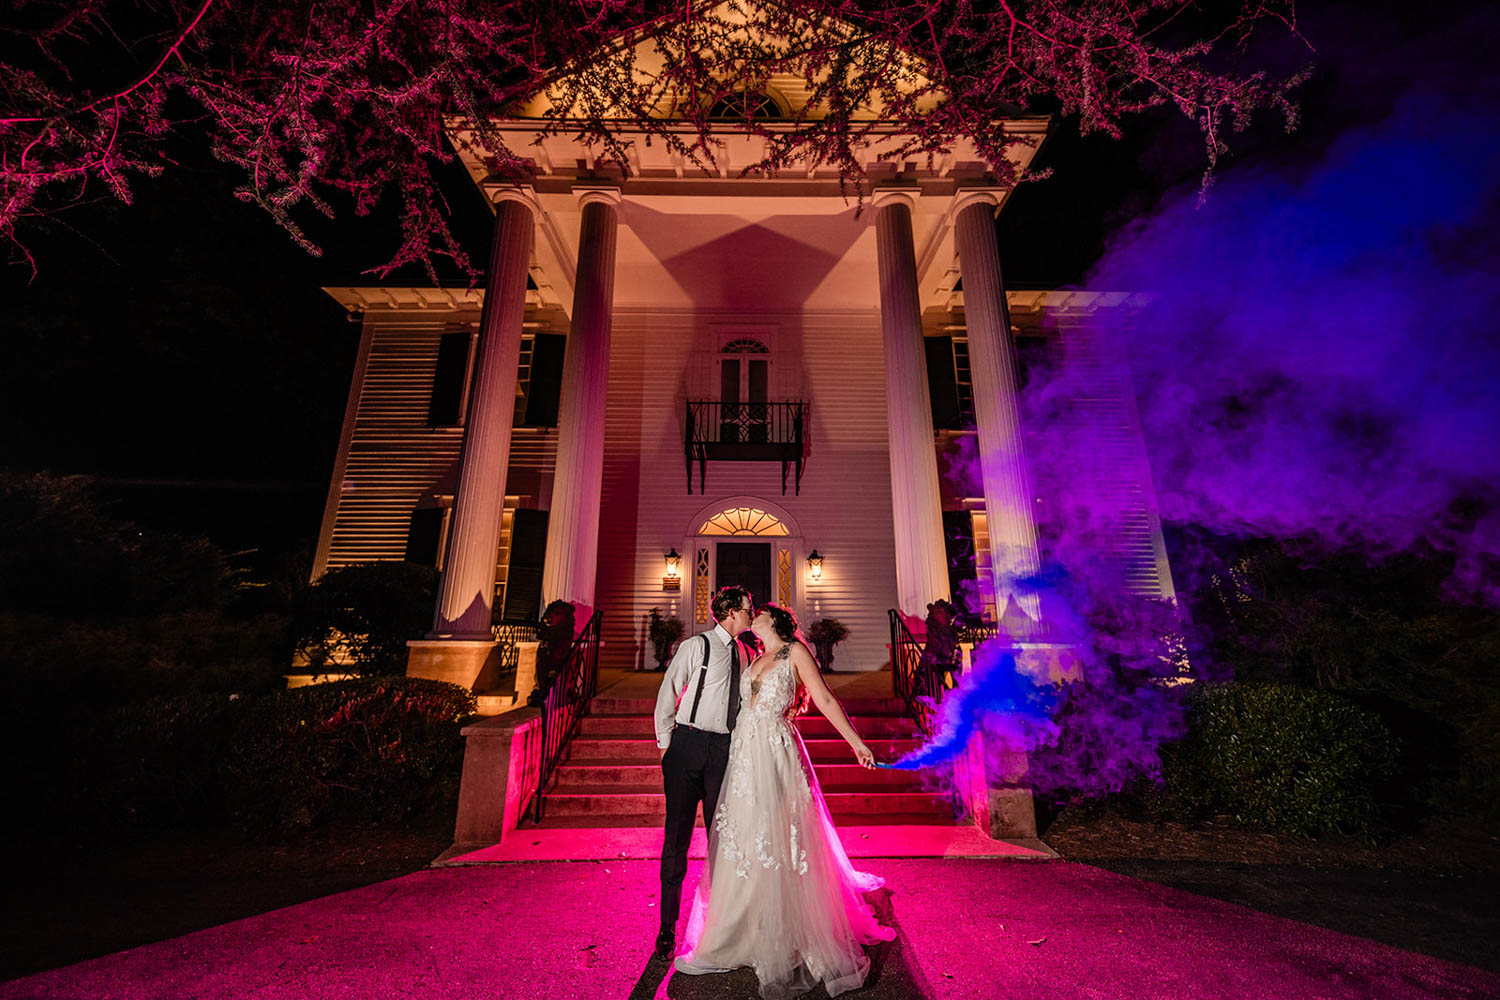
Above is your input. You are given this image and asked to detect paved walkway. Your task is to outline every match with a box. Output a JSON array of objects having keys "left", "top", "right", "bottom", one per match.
[{"left": 5, "top": 859, "right": 1497, "bottom": 1000}]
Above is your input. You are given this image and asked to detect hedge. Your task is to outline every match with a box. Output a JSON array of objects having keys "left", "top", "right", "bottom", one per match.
[
  {"left": 13, "top": 677, "right": 477, "bottom": 837},
  {"left": 1161, "top": 682, "right": 1400, "bottom": 838}
]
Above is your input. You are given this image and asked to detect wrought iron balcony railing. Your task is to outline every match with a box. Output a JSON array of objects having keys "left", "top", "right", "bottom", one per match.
[{"left": 684, "top": 400, "right": 806, "bottom": 495}]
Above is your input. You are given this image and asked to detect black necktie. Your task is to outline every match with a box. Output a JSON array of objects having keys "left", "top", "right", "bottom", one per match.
[{"left": 726, "top": 637, "right": 741, "bottom": 731}]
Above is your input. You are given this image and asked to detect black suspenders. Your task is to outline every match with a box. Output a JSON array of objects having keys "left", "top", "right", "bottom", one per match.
[{"left": 687, "top": 633, "right": 712, "bottom": 724}]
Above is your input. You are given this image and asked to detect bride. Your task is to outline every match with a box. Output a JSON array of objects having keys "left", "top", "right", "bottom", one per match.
[{"left": 674, "top": 602, "right": 895, "bottom": 998}]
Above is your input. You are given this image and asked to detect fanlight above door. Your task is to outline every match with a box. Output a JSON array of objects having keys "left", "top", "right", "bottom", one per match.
[{"left": 698, "top": 506, "right": 790, "bottom": 536}]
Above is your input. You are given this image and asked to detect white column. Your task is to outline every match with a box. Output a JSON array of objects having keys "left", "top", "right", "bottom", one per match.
[
  {"left": 872, "top": 188, "right": 952, "bottom": 615},
  {"left": 541, "top": 186, "right": 620, "bottom": 608},
  {"left": 430, "top": 191, "right": 536, "bottom": 638},
  {"left": 953, "top": 190, "right": 1042, "bottom": 632}
]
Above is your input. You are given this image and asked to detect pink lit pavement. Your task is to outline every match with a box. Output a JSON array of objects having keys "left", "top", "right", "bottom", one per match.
[
  {"left": 9, "top": 672, "right": 1495, "bottom": 999},
  {"left": 4, "top": 858, "right": 1497, "bottom": 999}
]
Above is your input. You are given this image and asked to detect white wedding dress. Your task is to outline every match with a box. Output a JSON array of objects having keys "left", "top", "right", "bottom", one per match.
[{"left": 675, "top": 643, "right": 895, "bottom": 998}]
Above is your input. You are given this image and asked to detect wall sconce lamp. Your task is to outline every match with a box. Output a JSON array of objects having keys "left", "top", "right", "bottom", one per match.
[
  {"left": 807, "top": 549, "right": 823, "bottom": 581},
  {"left": 663, "top": 547, "right": 682, "bottom": 592}
]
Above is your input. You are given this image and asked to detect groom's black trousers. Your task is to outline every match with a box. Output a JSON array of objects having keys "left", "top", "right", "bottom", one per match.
[{"left": 659, "top": 724, "right": 731, "bottom": 933}]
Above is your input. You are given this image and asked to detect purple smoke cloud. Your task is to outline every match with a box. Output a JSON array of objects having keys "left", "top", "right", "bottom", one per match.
[
  {"left": 906, "top": 45, "right": 1500, "bottom": 798},
  {"left": 1096, "top": 89, "right": 1500, "bottom": 603}
]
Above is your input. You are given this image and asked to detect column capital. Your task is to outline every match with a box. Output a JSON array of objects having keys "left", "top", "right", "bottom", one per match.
[
  {"left": 486, "top": 183, "right": 541, "bottom": 212},
  {"left": 951, "top": 187, "right": 1006, "bottom": 217},
  {"left": 573, "top": 184, "right": 623, "bottom": 208},
  {"left": 870, "top": 186, "right": 920, "bottom": 212}
]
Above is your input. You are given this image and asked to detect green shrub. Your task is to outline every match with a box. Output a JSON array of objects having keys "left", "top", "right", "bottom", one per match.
[
  {"left": 0, "top": 610, "right": 291, "bottom": 709},
  {"left": 293, "top": 562, "right": 438, "bottom": 675},
  {"left": 82, "top": 693, "right": 246, "bottom": 828},
  {"left": 1162, "top": 682, "right": 1400, "bottom": 838},
  {"left": 223, "top": 677, "right": 476, "bottom": 832},
  {"left": 7, "top": 677, "right": 476, "bottom": 839}
]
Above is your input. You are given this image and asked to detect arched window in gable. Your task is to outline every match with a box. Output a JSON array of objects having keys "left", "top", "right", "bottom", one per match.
[{"left": 707, "top": 90, "right": 784, "bottom": 122}]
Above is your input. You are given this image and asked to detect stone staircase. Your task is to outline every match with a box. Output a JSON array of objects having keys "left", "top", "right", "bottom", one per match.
[{"left": 520, "top": 691, "right": 963, "bottom": 830}]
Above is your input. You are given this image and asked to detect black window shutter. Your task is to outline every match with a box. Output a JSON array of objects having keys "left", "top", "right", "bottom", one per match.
[
  {"left": 924, "top": 335, "right": 962, "bottom": 430},
  {"left": 405, "top": 508, "right": 445, "bottom": 566},
  {"left": 523, "top": 334, "right": 567, "bottom": 427},
  {"left": 501, "top": 508, "right": 549, "bottom": 622},
  {"left": 428, "top": 332, "right": 471, "bottom": 426},
  {"left": 942, "top": 510, "right": 978, "bottom": 613}
]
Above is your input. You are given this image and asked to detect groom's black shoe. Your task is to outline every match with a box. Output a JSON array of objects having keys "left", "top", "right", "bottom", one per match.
[{"left": 654, "top": 929, "right": 675, "bottom": 961}]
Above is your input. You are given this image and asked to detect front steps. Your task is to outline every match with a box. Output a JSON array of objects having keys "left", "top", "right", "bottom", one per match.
[
  {"left": 524, "top": 689, "right": 963, "bottom": 829},
  {"left": 434, "top": 669, "right": 1059, "bottom": 863}
]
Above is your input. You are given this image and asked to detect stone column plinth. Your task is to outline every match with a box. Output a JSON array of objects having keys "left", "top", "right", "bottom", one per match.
[
  {"left": 873, "top": 189, "right": 952, "bottom": 615},
  {"left": 953, "top": 191, "right": 1042, "bottom": 634},
  {"left": 541, "top": 187, "right": 620, "bottom": 609},
  {"left": 409, "top": 191, "right": 534, "bottom": 685}
]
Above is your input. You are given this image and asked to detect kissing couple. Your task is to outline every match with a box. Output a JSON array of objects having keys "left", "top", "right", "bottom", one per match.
[{"left": 653, "top": 585, "right": 895, "bottom": 998}]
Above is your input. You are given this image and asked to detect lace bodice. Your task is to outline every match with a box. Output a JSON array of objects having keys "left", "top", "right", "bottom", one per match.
[{"left": 743, "top": 643, "right": 797, "bottom": 717}]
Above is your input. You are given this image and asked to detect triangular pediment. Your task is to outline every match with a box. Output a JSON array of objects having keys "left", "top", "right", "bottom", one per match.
[{"left": 512, "top": 0, "right": 941, "bottom": 122}]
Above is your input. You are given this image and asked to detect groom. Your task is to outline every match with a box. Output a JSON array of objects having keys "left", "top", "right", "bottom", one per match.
[{"left": 652, "top": 584, "right": 753, "bottom": 959}]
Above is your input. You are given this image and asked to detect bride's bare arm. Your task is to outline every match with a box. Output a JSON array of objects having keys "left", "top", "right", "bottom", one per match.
[{"left": 790, "top": 644, "right": 875, "bottom": 768}]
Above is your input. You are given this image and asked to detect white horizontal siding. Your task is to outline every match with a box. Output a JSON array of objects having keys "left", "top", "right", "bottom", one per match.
[
  {"left": 314, "top": 311, "right": 560, "bottom": 578},
  {"left": 596, "top": 309, "right": 898, "bottom": 673}
]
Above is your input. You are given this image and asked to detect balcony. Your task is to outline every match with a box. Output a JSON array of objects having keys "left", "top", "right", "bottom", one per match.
[{"left": 684, "top": 400, "right": 806, "bottom": 495}]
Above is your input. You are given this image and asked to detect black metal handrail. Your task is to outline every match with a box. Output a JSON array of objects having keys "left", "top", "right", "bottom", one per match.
[
  {"left": 530, "top": 610, "right": 603, "bottom": 821},
  {"left": 889, "top": 610, "right": 943, "bottom": 737},
  {"left": 684, "top": 400, "right": 806, "bottom": 494},
  {"left": 491, "top": 622, "right": 540, "bottom": 679},
  {"left": 685, "top": 399, "right": 804, "bottom": 446},
  {"left": 889, "top": 610, "right": 1004, "bottom": 737},
  {"left": 958, "top": 622, "right": 1001, "bottom": 648}
]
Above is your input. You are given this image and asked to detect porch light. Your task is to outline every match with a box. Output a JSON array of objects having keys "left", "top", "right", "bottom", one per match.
[
  {"left": 807, "top": 550, "right": 823, "bottom": 581},
  {"left": 665, "top": 548, "right": 680, "bottom": 578},
  {"left": 663, "top": 547, "right": 682, "bottom": 592}
]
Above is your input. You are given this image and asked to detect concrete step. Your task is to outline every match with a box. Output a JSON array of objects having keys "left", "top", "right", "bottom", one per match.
[
  {"left": 564, "top": 736, "right": 922, "bottom": 764},
  {"left": 519, "top": 812, "right": 968, "bottom": 830},
  {"left": 576, "top": 714, "right": 919, "bottom": 739},
  {"left": 538, "top": 788, "right": 958, "bottom": 820},
  {"left": 552, "top": 761, "right": 928, "bottom": 790},
  {"left": 474, "top": 691, "right": 520, "bottom": 716},
  {"left": 589, "top": 694, "right": 907, "bottom": 717}
]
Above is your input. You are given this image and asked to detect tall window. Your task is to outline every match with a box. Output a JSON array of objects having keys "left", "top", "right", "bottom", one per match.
[
  {"left": 523, "top": 332, "right": 566, "bottom": 427},
  {"left": 718, "top": 338, "right": 770, "bottom": 443},
  {"left": 925, "top": 335, "right": 963, "bottom": 430}
]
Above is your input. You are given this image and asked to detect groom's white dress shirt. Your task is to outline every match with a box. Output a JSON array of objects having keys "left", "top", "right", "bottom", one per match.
[{"left": 655, "top": 622, "right": 742, "bottom": 750}]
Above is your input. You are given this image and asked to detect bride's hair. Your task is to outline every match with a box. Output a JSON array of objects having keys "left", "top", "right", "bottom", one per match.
[{"left": 757, "top": 602, "right": 812, "bottom": 717}]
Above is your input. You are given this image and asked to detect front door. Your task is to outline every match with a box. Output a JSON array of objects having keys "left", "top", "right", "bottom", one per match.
[{"left": 715, "top": 541, "right": 773, "bottom": 610}]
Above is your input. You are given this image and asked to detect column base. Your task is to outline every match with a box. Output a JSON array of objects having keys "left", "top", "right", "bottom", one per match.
[
  {"left": 407, "top": 638, "right": 502, "bottom": 691},
  {"left": 960, "top": 736, "right": 1038, "bottom": 840}
]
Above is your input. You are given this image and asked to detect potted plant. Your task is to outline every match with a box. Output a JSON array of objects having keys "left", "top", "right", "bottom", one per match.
[
  {"left": 648, "top": 607, "right": 686, "bottom": 671},
  {"left": 807, "top": 618, "right": 850, "bottom": 673}
]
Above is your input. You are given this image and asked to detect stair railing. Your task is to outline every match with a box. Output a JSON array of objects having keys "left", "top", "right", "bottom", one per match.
[
  {"left": 531, "top": 610, "right": 603, "bottom": 821},
  {"left": 889, "top": 610, "right": 948, "bottom": 737}
]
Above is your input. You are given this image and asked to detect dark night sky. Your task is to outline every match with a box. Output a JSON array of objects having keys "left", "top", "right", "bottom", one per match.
[{"left": 0, "top": 1, "right": 1457, "bottom": 561}]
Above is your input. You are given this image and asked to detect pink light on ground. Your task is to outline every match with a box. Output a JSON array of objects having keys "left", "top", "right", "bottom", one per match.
[
  {"left": 4, "top": 860, "right": 1495, "bottom": 999},
  {"left": 441, "top": 824, "right": 1053, "bottom": 863}
]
